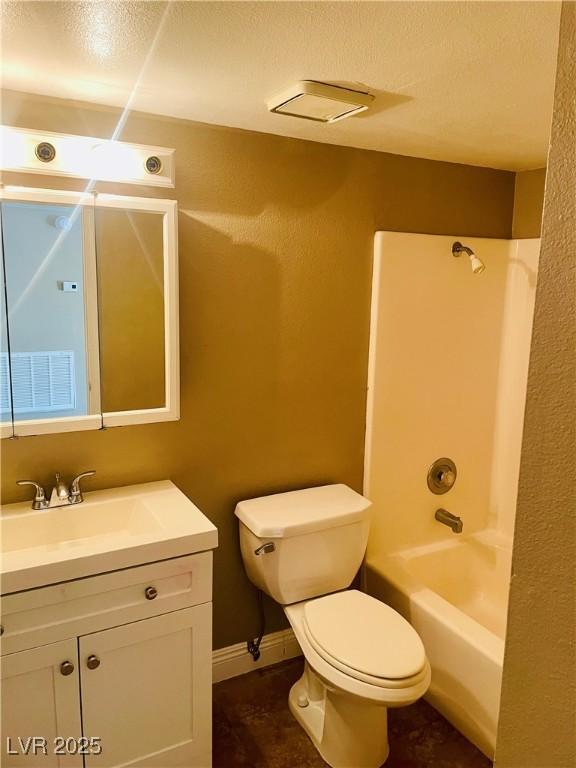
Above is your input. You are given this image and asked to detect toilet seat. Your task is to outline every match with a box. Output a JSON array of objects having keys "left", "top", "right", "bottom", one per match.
[
  {"left": 302, "top": 590, "right": 428, "bottom": 689},
  {"left": 285, "top": 598, "right": 431, "bottom": 705}
]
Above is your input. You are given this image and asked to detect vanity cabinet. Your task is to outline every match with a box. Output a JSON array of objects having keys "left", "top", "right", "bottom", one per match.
[
  {"left": 2, "top": 639, "right": 83, "bottom": 768},
  {"left": 80, "top": 605, "right": 210, "bottom": 768},
  {"left": 1, "top": 553, "right": 213, "bottom": 768}
]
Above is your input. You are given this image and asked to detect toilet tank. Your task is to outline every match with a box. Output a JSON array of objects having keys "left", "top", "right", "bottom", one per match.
[{"left": 235, "top": 484, "right": 371, "bottom": 605}]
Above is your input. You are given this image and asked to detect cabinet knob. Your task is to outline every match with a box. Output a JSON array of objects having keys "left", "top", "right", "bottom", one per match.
[
  {"left": 60, "top": 660, "right": 75, "bottom": 676},
  {"left": 0, "top": 625, "right": 4, "bottom": 636},
  {"left": 145, "top": 586, "right": 158, "bottom": 600},
  {"left": 86, "top": 655, "right": 100, "bottom": 670}
]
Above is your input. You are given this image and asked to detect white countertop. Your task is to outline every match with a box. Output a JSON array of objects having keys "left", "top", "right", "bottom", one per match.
[{"left": 0, "top": 480, "right": 218, "bottom": 594}]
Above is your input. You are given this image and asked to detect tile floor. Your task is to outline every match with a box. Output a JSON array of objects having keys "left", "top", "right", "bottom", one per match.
[{"left": 213, "top": 658, "right": 493, "bottom": 768}]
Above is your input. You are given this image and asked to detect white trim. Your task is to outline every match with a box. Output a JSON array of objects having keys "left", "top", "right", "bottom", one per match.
[
  {"left": 13, "top": 414, "right": 103, "bottom": 436},
  {"left": 0, "top": 185, "right": 94, "bottom": 207},
  {"left": 212, "top": 629, "right": 302, "bottom": 684},
  {"left": 102, "top": 406, "right": 177, "bottom": 428},
  {"left": 363, "top": 233, "right": 383, "bottom": 497},
  {"left": 94, "top": 194, "right": 176, "bottom": 214},
  {"left": 82, "top": 206, "right": 102, "bottom": 415},
  {"left": 164, "top": 198, "right": 180, "bottom": 421},
  {"left": 0, "top": 217, "right": 11, "bottom": 438},
  {"left": 98, "top": 194, "right": 179, "bottom": 428},
  {"left": 0, "top": 423, "right": 14, "bottom": 438}
]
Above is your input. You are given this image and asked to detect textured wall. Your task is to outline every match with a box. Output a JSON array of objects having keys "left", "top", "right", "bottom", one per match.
[
  {"left": 512, "top": 168, "right": 547, "bottom": 238},
  {"left": 496, "top": 3, "right": 576, "bottom": 765},
  {"left": 0, "top": 89, "right": 514, "bottom": 648}
]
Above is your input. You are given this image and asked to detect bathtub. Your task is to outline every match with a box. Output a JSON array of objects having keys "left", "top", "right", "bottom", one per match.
[{"left": 364, "top": 529, "right": 511, "bottom": 758}]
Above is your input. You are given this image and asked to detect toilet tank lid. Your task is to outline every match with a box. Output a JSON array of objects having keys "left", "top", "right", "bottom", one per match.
[{"left": 234, "top": 484, "right": 371, "bottom": 538}]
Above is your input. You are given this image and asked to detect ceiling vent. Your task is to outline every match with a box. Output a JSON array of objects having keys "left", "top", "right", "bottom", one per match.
[{"left": 268, "top": 81, "right": 374, "bottom": 123}]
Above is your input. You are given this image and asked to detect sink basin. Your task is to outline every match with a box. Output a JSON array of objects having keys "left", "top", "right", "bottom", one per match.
[
  {"left": 0, "top": 480, "right": 218, "bottom": 593},
  {"left": 1, "top": 499, "right": 161, "bottom": 553}
]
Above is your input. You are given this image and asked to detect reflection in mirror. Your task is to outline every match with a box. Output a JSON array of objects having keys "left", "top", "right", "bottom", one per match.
[
  {"left": 0, "top": 198, "right": 101, "bottom": 424},
  {"left": 0, "top": 238, "right": 13, "bottom": 436},
  {"left": 96, "top": 207, "right": 165, "bottom": 412}
]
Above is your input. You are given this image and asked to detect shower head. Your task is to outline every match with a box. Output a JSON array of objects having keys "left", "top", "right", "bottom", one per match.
[
  {"left": 452, "top": 241, "right": 485, "bottom": 274},
  {"left": 469, "top": 254, "right": 485, "bottom": 274}
]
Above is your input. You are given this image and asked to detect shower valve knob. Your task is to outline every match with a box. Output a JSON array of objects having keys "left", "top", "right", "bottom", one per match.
[
  {"left": 427, "top": 458, "right": 457, "bottom": 495},
  {"left": 439, "top": 470, "right": 455, "bottom": 487}
]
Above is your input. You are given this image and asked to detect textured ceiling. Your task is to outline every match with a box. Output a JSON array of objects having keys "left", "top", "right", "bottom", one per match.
[{"left": 0, "top": 1, "right": 561, "bottom": 170}]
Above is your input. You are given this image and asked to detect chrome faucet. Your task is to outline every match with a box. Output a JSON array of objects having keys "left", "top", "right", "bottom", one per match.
[
  {"left": 435, "top": 508, "right": 463, "bottom": 534},
  {"left": 51, "top": 473, "right": 70, "bottom": 506},
  {"left": 17, "top": 471, "right": 96, "bottom": 510}
]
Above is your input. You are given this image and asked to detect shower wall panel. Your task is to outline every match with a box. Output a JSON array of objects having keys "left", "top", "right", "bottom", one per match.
[{"left": 364, "top": 232, "right": 539, "bottom": 554}]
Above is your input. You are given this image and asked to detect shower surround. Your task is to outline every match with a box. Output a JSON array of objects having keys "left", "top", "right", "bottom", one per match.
[{"left": 363, "top": 232, "right": 540, "bottom": 757}]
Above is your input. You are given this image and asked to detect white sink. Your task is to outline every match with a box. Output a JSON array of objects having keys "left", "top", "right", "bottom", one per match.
[{"left": 0, "top": 480, "right": 218, "bottom": 593}]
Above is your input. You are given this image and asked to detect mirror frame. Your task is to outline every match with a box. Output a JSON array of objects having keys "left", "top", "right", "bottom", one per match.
[
  {"left": 0, "top": 186, "right": 179, "bottom": 437},
  {"left": 96, "top": 193, "right": 179, "bottom": 429}
]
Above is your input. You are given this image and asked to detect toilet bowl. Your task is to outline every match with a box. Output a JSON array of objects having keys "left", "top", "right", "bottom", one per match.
[
  {"left": 284, "top": 591, "right": 430, "bottom": 767},
  {"left": 235, "top": 484, "right": 430, "bottom": 767}
]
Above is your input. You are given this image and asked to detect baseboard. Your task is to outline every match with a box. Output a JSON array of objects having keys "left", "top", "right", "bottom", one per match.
[{"left": 212, "top": 628, "right": 302, "bottom": 683}]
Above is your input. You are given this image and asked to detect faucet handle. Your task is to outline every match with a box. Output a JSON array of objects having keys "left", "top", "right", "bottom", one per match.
[
  {"left": 69, "top": 471, "right": 96, "bottom": 503},
  {"left": 16, "top": 480, "right": 49, "bottom": 510}
]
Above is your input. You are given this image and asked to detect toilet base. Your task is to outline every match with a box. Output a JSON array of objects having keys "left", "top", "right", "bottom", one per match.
[{"left": 288, "top": 662, "right": 390, "bottom": 768}]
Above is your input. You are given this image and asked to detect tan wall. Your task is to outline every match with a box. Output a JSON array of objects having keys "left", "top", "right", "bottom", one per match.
[
  {"left": 496, "top": 3, "right": 576, "bottom": 766},
  {"left": 0, "top": 89, "right": 514, "bottom": 649},
  {"left": 512, "top": 168, "right": 546, "bottom": 238}
]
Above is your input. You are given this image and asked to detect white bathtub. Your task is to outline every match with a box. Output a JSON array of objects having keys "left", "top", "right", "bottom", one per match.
[{"left": 364, "top": 529, "right": 511, "bottom": 758}]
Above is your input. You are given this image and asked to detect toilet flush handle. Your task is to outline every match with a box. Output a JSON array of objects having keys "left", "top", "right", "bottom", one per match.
[{"left": 254, "top": 542, "right": 275, "bottom": 555}]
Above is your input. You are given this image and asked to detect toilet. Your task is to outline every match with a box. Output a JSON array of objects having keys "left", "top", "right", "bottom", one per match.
[{"left": 235, "top": 484, "right": 431, "bottom": 768}]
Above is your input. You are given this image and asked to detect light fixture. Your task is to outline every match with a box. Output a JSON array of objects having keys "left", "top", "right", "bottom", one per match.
[
  {"left": 145, "top": 155, "right": 163, "bottom": 175},
  {"left": 268, "top": 81, "right": 374, "bottom": 123},
  {"left": 35, "top": 142, "right": 56, "bottom": 163},
  {"left": 0, "top": 126, "right": 175, "bottom": 188}
]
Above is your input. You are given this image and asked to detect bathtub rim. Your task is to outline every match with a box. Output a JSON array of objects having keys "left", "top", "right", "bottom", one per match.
[{"left": 364, "top": 537, "right": 507, "bottom": 666}]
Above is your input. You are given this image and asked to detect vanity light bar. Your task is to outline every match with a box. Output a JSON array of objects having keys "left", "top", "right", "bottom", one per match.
[{"left": 0, "top": 126, "right": 175, "bottom": 188}]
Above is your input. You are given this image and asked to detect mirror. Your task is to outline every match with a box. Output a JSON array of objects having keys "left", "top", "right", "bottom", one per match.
[
  {"left": 96, "top": 207, "right": 165, "bottom": 413},
  {"left": 0, "top": 235, "right": 12, "bottom": 438},
  {"left": 0, "top": 188, "right": 178, "bottom": 437}
]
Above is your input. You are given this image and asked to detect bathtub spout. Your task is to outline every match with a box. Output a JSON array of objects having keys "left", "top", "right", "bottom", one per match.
[{"left": 435, "top": 508, "right": 463, "bottom": 533}]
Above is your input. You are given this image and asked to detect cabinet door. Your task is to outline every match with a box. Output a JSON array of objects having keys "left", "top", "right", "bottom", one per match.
[
  {"left": 79, "top": 604, "right": 212, "bottom": 768},
  {"left": 1, "top": 639, "right": 83, "bottom": 768}
]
